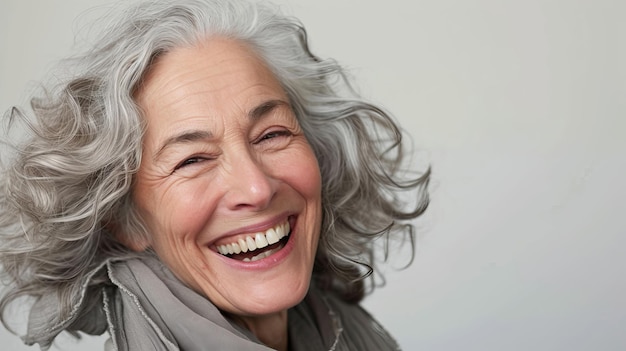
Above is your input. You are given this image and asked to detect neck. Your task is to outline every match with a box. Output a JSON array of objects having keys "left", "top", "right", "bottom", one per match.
[{"left": 228, "top": 310, "right": 289, "bottom": 351}]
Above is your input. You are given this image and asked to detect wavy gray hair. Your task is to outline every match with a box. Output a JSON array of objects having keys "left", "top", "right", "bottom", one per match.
[{"left": 0, "top": 0, "right": 429, "bottom": 345}]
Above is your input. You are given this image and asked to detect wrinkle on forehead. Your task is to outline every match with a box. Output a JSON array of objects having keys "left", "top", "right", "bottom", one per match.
[
  {"left": 134, "top": 37, "right": 293, "bottom": 166},
  {"left": 136, "top": 38, "right": 272, "bottom": 108}
]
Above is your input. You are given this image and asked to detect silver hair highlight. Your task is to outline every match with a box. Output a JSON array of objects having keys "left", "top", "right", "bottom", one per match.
[{"left": 0, "top": 0, "right": 429, "bottom": 347}]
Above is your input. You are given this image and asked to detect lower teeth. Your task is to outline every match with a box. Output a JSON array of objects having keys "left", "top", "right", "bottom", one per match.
[{"left": 242, "top": 245, "right": 283, "bottom": 262}]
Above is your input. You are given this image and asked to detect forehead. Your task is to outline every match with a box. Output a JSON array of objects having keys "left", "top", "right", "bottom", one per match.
[{"left": 135, "top": 38, "right": 286, "bottom": 116}]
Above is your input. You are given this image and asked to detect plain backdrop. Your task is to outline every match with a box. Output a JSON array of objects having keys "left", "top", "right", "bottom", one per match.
[{"left": 1, "top": 0, "right": 625, "bottom": 350}]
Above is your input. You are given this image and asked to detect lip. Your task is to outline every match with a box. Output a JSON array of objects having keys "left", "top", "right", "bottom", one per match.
[
  {"left": 211, "top": 213, "right": 294, "bottom": 241},
  {"left": 214, "top": 215, "right": 297, "bottom": 270},
  {"left": 208, "top": 213, "right": 295, "bottom": 253}
]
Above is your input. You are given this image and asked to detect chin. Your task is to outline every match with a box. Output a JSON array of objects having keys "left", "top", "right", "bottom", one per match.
[
  {"left": 198, "top": 214, "right": 318, "bottom": 317},
  {"left": 219, "top": 260, "right": 314, "bottom": 317},
  {"left": 241, "top": 279, "right": 310, "bottom": 316}
]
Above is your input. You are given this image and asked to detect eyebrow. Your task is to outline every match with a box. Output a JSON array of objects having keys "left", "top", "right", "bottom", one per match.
[
  {"left": 152, "top": 99, "right": 290, "bottom": 161},
  {"left": 248, "top": 99, "right": 289, "bottom": 120}
]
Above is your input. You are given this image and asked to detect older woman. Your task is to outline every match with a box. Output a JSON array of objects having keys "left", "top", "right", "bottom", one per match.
[{"left": 0, "top": 0, "right": 429, "bottom": 350}]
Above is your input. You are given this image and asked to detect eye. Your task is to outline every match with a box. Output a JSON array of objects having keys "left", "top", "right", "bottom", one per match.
[
  {"left": 174, "top": 156, "right": 210, "bottom": 171},
  {"left": 256, "top": 129, "right": 292, "bottom": 143}
]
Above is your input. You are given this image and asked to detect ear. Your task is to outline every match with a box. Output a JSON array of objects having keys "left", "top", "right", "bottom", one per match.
[{"left": 104, "top": 220, "right": 151, "bottom": 252}]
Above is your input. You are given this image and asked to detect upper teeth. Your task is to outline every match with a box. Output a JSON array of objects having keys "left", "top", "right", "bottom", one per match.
[{"left": 216, "top": 221, "right": 290, "bottom": 256}]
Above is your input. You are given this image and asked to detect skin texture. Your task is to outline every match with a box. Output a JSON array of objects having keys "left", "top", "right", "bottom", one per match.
[{"left": 130, "top": 38, "right": 323, "bottom": 350}]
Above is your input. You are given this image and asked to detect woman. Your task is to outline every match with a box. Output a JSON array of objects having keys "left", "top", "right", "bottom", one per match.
[{"left": 0, "top": 0, "right": 429, "bottom": 350}]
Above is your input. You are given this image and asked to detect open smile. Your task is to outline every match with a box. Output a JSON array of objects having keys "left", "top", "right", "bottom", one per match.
[{"left": 214, "top": 219, "right": 292, "bottom": 262}]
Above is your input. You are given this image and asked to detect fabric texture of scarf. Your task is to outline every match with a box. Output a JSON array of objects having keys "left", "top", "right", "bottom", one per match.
[{"left": 25, "top": 256, "right": 401, "bottom": 350}]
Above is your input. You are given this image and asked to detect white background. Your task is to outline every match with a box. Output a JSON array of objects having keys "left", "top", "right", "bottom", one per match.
[{"left": 1, "top": 0, "right": 625, "bottom": 350}]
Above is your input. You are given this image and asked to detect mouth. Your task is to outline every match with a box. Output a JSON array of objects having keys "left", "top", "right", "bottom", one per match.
[{"left": 214, "top": 218, "right": 292, "bottom": 262}]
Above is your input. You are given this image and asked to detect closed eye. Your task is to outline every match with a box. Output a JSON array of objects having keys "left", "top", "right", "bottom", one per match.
[
  {"left": 257, "top": 130, "right": 292, "bottom": 143},
  {"left": 174, "top": 156, "right": 212, "bottom": 171}
]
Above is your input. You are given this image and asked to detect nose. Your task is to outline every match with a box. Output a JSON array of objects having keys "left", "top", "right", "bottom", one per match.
[{"left": 222, "top": 149, "right": 276, "bottom": 211}]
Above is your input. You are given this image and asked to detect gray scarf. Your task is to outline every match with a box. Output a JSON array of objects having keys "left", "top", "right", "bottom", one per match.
[{"left": 25, "top": 256, "right": 401, "bottom": 350}]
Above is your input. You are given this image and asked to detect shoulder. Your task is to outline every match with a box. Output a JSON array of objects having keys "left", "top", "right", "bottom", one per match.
[{"left": 310, "top": 287, "right": 402, "bottom": 351}]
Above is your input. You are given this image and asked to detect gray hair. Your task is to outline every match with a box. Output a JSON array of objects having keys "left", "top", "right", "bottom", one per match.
[{"left": 0, "top": 0, "right": 429, "bottom": 345}]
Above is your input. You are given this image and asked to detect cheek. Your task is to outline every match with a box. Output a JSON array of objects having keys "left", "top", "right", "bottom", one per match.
[
  {"left": 165, "top": 180, "right": 221, "bottom": 234},
  {"left": 279, "top": 147, "right": 322, "bottom": 200},
  {"left": 134, "top": 176, "right": 219, "bottom": 241}
]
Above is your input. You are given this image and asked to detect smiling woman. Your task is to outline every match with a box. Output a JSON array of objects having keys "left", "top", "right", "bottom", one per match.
[
  {"left": 130, "top": 40, "right": 323, "bottom": 339},
  {"left": 0, "top": 0, "right": 429, "bottom": 350}
]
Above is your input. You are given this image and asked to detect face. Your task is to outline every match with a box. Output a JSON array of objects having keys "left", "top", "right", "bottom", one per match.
[{"left": 131, "top": 38, "right": 322, "bottom": 317}]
